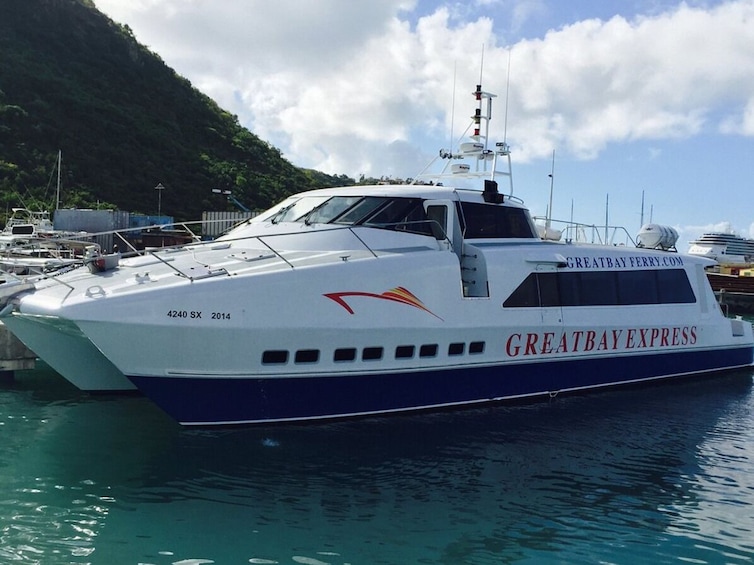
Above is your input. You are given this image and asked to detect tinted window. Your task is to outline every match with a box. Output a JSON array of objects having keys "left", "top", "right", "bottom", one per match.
[
  {"left": 262, "top": 350, "right": 288, "bottom": 364},
  {"left": 617, "top": 270, "right": 658, "bottom": 305},
  {"left": 504, "top": 274, "right": 539, "bottom": 307},
  {"left": 364, "top": 198, "right": 431, "bottom": 235},
  {"left": 425, "top": 205, "right": 448, "bottom": 240},
  {"left": 271, "top": 196, "right": 329, "bottom": 223},
  {"left": 395, "top": 345, "right": 415, "bottom": 359},
  {"left": 334, "top": 348, "right": 356, "bottom": 362},
  {"left": 657, "top": 269, "right": 696, "bottom": 303},
  {"left": 448, "top": 342, "right": 465, "bottom": 356},
  {"left": 504, "top": 269, "right": 696, "bottom": 308},
  {"left": 295, "top": 349, "right": 319, "bottom": 364},
  {"left": 304, "top": 196, "right": 362, "bottom": 224},
  {"left": 558, "top": 272, "right": 581, "bottom": 306},
  {"left": 580, "top": 272, "right": 617, "bottom": 305},
  {"left": 362, "top": 347, "right": 383, "bottom": 361},
  {"left": 538, "top": 272, "right": 560, "bottom": 307},
  {"left": 271, "top": 195, "right": 439, "bottom": 237},
  {"left": 461, "top": 202, "right": 537, "bottom": 239},
  {"left": 335, "top": 197, "right": 390, "bottom": 225}
]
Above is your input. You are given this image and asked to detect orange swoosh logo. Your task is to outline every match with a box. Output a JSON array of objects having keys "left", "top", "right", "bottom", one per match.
[{"left": 324, "top": 286, "right": 442, "bottom": 320}]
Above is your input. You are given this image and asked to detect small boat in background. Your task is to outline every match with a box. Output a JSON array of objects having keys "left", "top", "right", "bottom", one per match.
[
  {"left": 0, "top": 206, "right": 93, "bottom": 275},
  {"left": 2, "top": 207, "right": 57, "bottom": 238}
]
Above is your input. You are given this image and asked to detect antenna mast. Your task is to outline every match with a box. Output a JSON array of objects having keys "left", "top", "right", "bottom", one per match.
[
  {"left": 503, "top": 48, "right": 511, "bottom": 145},
  {"left": 417, "top": 48, "right": 513, "bottom": 193},
  {"left": 449, "top": 61, "right": 457, "bottom": 153},
  {"left": 546, "top": 150, "right": 555, "bottom": 228}
]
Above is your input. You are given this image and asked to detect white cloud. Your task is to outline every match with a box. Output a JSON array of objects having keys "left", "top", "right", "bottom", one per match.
[
  {"left": 94, "top": 0, "right": 754, "bottom": 178},
  {"left": 505, "top": 2, "right": 754, "bottom": 161},
  {"left": 720, "top": 97, "right": 754, "bottom": 134},
  {"left": 510, "top": 0, "right": 547, "bottom": 35}
]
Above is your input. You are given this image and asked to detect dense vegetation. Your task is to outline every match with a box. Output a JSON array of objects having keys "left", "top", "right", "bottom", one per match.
[{"left": 0, "top": 0, "right": 354, "bottom": 223}]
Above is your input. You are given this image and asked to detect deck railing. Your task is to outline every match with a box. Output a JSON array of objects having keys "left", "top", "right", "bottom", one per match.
[{"left": 532, "top": 216, "right": 638, "bottom": 247}]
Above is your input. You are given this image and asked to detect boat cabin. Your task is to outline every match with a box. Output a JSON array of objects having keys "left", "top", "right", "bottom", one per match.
[{"left": 258, "top": 180, "right": 537, "bottom": 242}]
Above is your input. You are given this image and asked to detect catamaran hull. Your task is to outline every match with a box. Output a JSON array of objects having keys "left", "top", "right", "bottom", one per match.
[
  {"left": 1, "top": 312, "right": 135, "bottom": 391},
  {"left": 128, "top": 346, "right": 753, "bottom": 425}
]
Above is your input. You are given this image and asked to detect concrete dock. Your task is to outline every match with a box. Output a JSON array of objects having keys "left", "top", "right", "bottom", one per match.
[{"left": 0, "top": 321, "right": 36, "bottom": 377}]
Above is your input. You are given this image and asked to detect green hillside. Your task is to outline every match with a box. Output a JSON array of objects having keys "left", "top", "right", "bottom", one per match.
[{"left": 0, "top": 0, "right": 353, "bottom": 222}]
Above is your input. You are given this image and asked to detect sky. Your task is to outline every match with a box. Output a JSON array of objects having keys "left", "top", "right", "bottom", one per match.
[{"left": 92, "top": 0, "right": 754, "bottom": 251}]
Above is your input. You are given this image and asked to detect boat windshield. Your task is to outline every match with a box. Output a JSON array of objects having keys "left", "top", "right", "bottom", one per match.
[
  {"left": 268, "top": 195, "right": 434, "bottom": 236},
  {"left": 267, "top": 194, "right": 539, "bottom": 239},
  {"left": 269, "top": 196, "right": 330, "bottom": 223}
]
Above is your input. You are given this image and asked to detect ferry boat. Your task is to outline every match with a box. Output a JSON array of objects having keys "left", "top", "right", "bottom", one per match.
[{"left": 0, "top": 85, "right": 752, "bottom": 424}]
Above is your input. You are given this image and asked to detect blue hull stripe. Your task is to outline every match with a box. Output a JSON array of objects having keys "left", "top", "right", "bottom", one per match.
[{"left": 129, "top": 347, "right": 754, "bottom": 425}]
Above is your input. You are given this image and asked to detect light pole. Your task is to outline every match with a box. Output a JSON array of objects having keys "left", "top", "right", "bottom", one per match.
[
  {"left": 155, "top": 183, "right": 165, "bottom": 217},
  {"left": 211, "top": 188, "right": 250, "bottom": 213}
]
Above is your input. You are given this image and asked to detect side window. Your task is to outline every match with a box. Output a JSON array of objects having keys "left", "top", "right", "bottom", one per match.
[
  {"left": 364, "top": 198, "right": 432, "bottom": 235},
  {"left": 538, "top": 273, "right": 560, "bottom": 307},
  {"left": 425, "top": 205, "right": 448, "bottom": 240},
  {"left": 617, "top": 270, "right": 658, "bottom": 305},
  {"left": 460, "top": 202, "right": 538, "bottom": 239},
  {"left": 578, "top": 272, "right": 617, "bottom": 305},
  {"left": 657, "top": 269, "right": 696, "bottom": 303},
  {"left": 503, "top": 274, "right": 539, "bottom": 307},
  {"left": 304, "top": 196, "right": 361, "bottom": 224},
  {"left": 504, "top": 268, "right": 695, "bottom": 307}
]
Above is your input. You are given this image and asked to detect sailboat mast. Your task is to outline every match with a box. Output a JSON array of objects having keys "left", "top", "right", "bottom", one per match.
[{"left": 56, "top": 150, "right": 61, "bottom": 211}]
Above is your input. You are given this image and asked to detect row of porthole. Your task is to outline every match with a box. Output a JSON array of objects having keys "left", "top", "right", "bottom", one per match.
[{"left": 261, "top": 341, "right": 487, "bottom": 365}]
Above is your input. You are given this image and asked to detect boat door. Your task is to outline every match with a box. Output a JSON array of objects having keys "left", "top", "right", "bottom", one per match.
[
  {"left": 424, "top": 200, "right": 490, "bottom": 298},
  {"left": 535, "top": 263, "right": 564, "bottom": 327},
  {"left": 424, "top": 200, "right": 463, "bottom": 259}
]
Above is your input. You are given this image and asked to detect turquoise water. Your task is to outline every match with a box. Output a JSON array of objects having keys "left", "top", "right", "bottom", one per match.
[{"left": 2, "top": 363, "right": 754, "bottom": 564}]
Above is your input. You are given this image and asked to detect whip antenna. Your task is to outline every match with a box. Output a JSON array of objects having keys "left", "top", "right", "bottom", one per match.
[
  {"left": 449, "top": 61, "right": 457, "bottom": 152},
  {"left": 503, "top": 48, "right": 511, "bottom": 144}
]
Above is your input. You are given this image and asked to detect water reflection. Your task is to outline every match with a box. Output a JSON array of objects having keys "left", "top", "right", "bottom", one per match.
[
  {"left": 123, "top": 372, "right": 754, "bottom": 564},
  {"left": 2, "top": 365, "right": 754, "bottom": 564}
]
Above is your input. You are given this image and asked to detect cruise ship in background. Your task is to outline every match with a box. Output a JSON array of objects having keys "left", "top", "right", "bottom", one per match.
[{"left": 688, "top": 232, "right": 754, "bottom": 264}]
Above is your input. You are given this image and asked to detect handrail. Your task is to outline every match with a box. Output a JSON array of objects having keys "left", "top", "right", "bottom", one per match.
[
  {"left": 532, "top": 216, "right": 638, "bottom": 247},
  {"left": 1, "top": 220, "right": 455, "bottom": 287}
]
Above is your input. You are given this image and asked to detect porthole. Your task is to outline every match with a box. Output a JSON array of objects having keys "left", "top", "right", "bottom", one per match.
[
  {"left": 395, "top": 345, "right": 415, "bottom": 359},
  {"left": 448, "top": 342, "right": 465, "bottom": 356},
  {"left": 262, "top": 350, "right": 288, "bottom": 364},
  {"left": 295, "top": 349, "right": 319, "bottom": 364},
  {"left": 362, "top": 347, "right": 383, "bottom": 361},
  {"left": 334, "top": 348, "right": 357, "bottom": 362}
]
